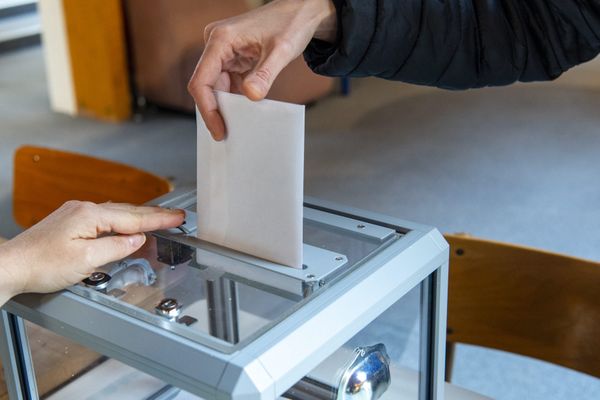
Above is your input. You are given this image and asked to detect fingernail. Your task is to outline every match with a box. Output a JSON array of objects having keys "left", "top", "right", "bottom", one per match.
[
  {"left": 164, "top": 207, "right": 184, "bottom": 214},
  {"left": 245, "top": 81, "right": 263, "bottom": 100},
  {"left": 129, "top": 233, "right": 146, "bottom": 248},
  {"left": 171, "top": 208, "right": 186, "bottom": 216},
  {"left": 211, "top": 130, "right": 225, "bottom": 141}
]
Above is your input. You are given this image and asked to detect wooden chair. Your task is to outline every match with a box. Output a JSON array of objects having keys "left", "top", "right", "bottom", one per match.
[
  {"left": 1, "top": 145, "right": 173, "bottom": 399},
  {"left": 13, "top": 145, "right": 173, "bottom": 228},
  {"left": 445, "top": 233, "right": 600, "bottom": 382}
]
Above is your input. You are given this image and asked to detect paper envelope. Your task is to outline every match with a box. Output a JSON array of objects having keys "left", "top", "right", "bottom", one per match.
[{"left": 196, "top": 91, "right": 305, "bottom": 268}]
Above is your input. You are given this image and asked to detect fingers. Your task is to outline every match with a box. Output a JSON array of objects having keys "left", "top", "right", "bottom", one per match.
[
  {"left": 215, "top": 71, "right": 231, "bottom": 92},
  {"left": 188, "top": 43, "right": 227, "bottom": 141},
  {"left": 243, "top": 42, "right": 294, "bottom": 101},
  {"left": 96, "top": 205, "right": 185, "bottom": 235},
  {"left": 100, "top": 202, "right": 182, "bottom": 215},
  {"left": 83, "top": 233, "right": 147, "bottom": 268}
]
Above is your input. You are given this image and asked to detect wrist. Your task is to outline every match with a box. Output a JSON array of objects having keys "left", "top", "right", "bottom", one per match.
[
  {"left": 309, "top": 0, "right": 337, "bottom": 42},
  {"left": 276, "top": 0, "right": 336, "bottom": 42},
  {"left": 0, "top": 241, "right": 28, "bottom": 301}
]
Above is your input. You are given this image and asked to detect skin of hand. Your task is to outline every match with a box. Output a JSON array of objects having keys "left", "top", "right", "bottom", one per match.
[
  {"left": 0, "top": 201, "right": 185, "bottom": 305},
  {"left": 188, "top": 0, "right": 337, "bottom": 141}
]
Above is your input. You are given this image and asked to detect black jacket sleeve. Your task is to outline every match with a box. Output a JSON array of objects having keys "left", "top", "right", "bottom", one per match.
[{"left": 303, "top": 0, "right": 600, "bottom": 88}]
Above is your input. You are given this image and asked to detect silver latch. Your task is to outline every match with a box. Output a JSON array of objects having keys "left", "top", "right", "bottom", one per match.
[{"left": 337, "top": 344, "right": 391, "bottom": 400}]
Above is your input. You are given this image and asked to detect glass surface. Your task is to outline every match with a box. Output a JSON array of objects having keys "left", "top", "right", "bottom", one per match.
[
  {"left": 24, "top": 323, "right": 202, "bottom": 400},
  {"left": 283, "top": 284, "right": 425, "bottom": 400},
  {"left": 25, "top": 283, "right": 428, "bottom": 400},
  {"left": 68, "top": 204, "right": 403, "bottom": 353}
]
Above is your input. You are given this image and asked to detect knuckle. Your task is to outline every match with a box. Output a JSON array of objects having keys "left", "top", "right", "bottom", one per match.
[
  {"left": 273, "top": 38, "right": 293, "bottom": 57},
  {"left": 82, "top": 244, "right": 97, "bottom": 267},
  {"left": 61, "top": 200, "right": 96, "bottom": 216},
  {"left": 115, "top": 236, "right": 131, "bottom": 254},
  {"left": 254, "top": 67, "right": 272, "bottom": 84},
  {"left": 129, "top": 212, "right": 144, "bottom": 233},
  {"left": 136, "top": 217, "right": 144, "bottom": 232},
  {"left": 187, "top": 74, "right": 202, "bottom": 95},
  {"left": 74, "top": 201, "right": 97, "bottom": 218},
  {"left": 187, "top": 78, "right": 197, "bottom": 94},
  {"left": 210, "top": 24, "right": 234, "bottom": 41},
  {"left": 204, "top": 22, "right": 217, "bottom": 41},
  {"left": 61, "top": 200, "right": 80, "bottom": 211}
]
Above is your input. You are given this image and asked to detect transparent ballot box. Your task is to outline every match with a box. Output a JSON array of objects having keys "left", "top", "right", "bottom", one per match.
[{"left": 0, "top": 190, "right": 449, "bottom": 400}]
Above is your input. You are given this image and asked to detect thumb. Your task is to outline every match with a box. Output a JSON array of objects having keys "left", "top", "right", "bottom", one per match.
[
  {"left": 84, "top": 233, "right": 147, "bottom": 268},
  {"left": 243, "top": 45, "right": 293, "bottom": 101}
]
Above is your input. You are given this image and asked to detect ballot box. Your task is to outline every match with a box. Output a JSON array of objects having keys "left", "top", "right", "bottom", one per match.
[{"left": 0, "top": 189, "right": 449, "bottom": 400}]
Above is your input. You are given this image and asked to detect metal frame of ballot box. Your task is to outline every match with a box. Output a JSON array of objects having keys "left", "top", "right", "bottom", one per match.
[{"left": 0, "top": 190, "right": 449, "bottom": 400}]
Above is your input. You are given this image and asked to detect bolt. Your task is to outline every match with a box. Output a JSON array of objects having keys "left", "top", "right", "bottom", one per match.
[
  {"left": 82, "top": 271, "right": 111, "bottom": 290},
  {"left": 335, "top": 256, "right": 344, "bottom": 261},
  {"left": 357, "top": 224, "right": 366, "bottom": 229},
  {"left": 155, "top": 298, "right": 182, "bottom": 319},
  {"left": 89, "top": 272, "right": 106, "bottom": 282},
  {"left": 159, "top": 298, "right": 178, "bottom": 310}
]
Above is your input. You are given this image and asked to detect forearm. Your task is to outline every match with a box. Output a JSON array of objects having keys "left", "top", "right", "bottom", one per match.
[
  {"left": 0, "top": 241, "right": 26, "bottom": 307},
  {"left": 304, "top": 0, "right": 600, "bottom": 88}
]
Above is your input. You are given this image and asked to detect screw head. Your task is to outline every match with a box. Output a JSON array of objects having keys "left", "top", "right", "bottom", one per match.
[
  {"left": 155, "top": 298, "right": 182, "bottom": 319},
  {"left": 82, "top": 272, "right": 111, "bottom": 290},
  {"left": 160, "top": 298, "right": 178, "bottom": 310},
  {"left": 89, "top": 272, "right": 106, "bottom": 282}
]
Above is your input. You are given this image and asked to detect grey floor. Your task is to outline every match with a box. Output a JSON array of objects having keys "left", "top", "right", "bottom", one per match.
[{"left": 2, "top": 46, "right": 600, "bottom": 399}]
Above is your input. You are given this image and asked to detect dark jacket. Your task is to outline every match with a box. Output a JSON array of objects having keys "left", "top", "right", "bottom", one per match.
[{"left": 304, "top": 0, "right": 600, "bottom": 88}]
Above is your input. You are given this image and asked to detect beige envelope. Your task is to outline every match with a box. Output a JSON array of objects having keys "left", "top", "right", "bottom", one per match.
[{"left": 196, "top": 91, "right": 304, "bottom": 268}]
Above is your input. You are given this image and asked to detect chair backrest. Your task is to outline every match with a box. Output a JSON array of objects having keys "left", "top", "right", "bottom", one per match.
[
  {"left": 13, "top": 145, "right": 173, "bottom": 228},
  {"left": 446, "top": 234, "right": 600, "bottom": 379}
]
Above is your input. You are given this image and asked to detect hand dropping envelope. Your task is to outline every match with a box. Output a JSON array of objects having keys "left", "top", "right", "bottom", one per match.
[{"left": 196, "top": 91, "right": 304, "bottom": 268}]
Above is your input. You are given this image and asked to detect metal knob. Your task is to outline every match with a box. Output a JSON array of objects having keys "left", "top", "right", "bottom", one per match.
[
  {"left": 82, "top": 272, "right": 111, "bottom": 290},
  {"left": 337, "top": 344, "right": 391, "bottom": 400},
  {"left": 155, "top": 298, "right": 182, "bottom": 320}
]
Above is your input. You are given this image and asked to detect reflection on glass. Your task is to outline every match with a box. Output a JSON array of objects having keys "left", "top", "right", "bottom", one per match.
[
  {"left": 24, "top": 323, "right": 201, "bottom": 400},
  {"left": 287, "top": 285, "right": 423, "bottom": 400}
]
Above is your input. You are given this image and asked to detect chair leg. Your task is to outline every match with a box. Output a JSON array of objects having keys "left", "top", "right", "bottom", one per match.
[{"left": 445, "top": 341, "right": 456, "bottom": 382}]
